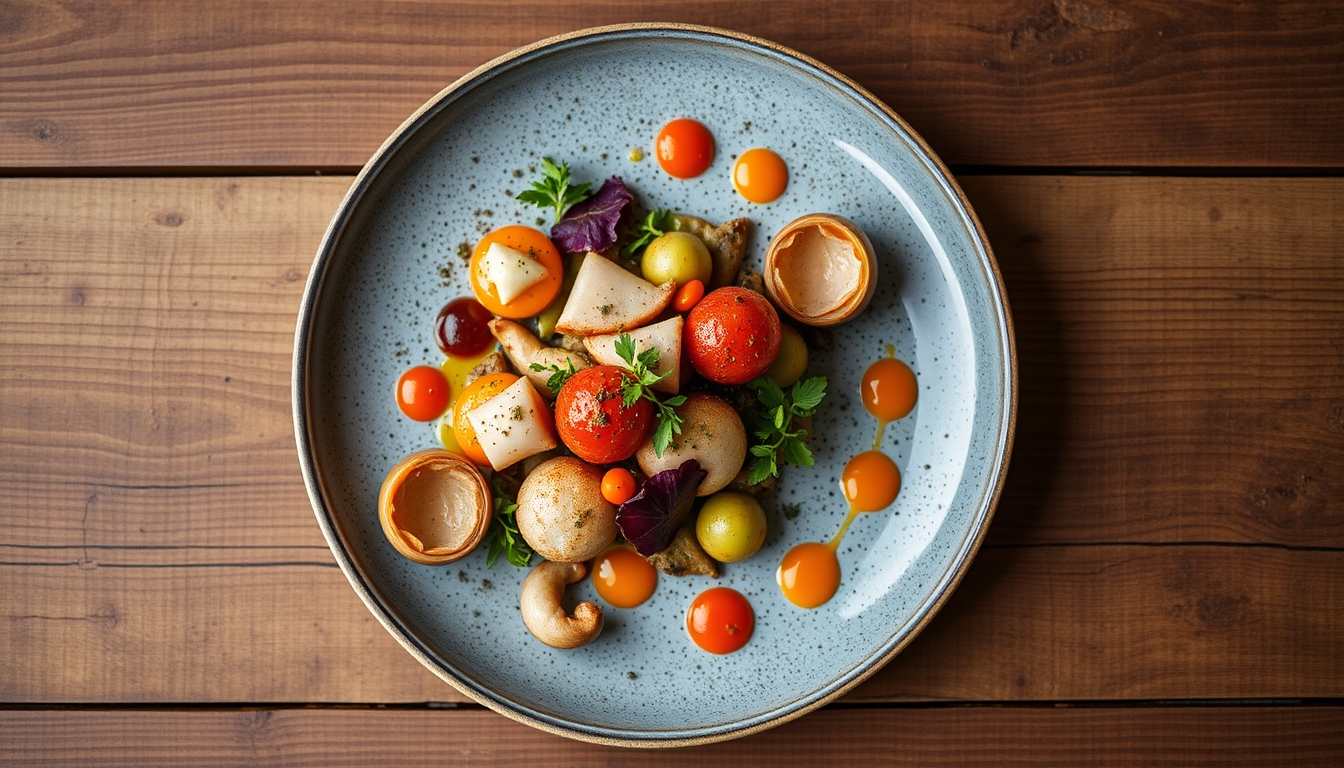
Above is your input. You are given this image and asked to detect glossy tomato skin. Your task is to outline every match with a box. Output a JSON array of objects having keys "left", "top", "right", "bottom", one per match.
[
  {"left": 684, "top": 287, "right": 782, "bottom": 385},
  {"left": 396, "top": 366, "right": 451, "bottom": 422},
  {"left": 554, "top": 366, "right": 653, "bottom": 464}
]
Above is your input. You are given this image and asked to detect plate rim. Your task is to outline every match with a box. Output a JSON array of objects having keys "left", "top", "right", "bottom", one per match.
[{"left": 292, "top": 22, "right": 1017, "bottom": 748}]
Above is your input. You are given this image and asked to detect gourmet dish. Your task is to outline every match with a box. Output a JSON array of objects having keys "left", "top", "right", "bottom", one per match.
[{"left": 379, "top": 118, "right": 919, "bottom": 655}]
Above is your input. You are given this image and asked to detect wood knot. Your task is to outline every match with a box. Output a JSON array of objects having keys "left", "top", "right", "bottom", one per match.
[
  {"left": 70, "top": 288, "right": 86, "bottom": 306},
  {"left": 283, "top": 268, "right": 302, "bottom": 283},
  {"left": 154, "top": 211, "right": 185, "bottom": 228},
  {"left": 27, "top": 119, "right": 62, "bottom": 144},
  {"left": 1053, "top": 0, "right": 1133, "bottom": 33}
]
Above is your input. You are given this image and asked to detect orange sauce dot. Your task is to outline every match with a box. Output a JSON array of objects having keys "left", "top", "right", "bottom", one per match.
[
  {"left": 656, "top": 118, "right": 715, "bottom": 179},
  {"left": 686, "top": 587, "right": 754, "bottom": 654},
  {"left": 778, "top": 541, "right": 841, "bottom": 609},
  {"left": 732, "top": 148, "right": 788, "bottom": 203},
  {"left": 842, "top": 451, "right": 901, "bottom": 512},
  {"left": 861, "top": 357, "right": 917, "bottom": 423},
  {"left": 592, "top": 547, "right": 657, "bottom": 609}
]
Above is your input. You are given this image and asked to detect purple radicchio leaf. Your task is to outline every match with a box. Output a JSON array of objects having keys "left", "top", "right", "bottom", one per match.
[
  {"left": 550, "top": 176, "right": 633, "bottom": 254},
  {"left": 615, "top": 459, "right": 707, "bottom": 556}
]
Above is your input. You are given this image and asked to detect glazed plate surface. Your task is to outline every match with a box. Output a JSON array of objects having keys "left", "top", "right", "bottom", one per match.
[{"left": 294, "top": 25, "right": 1014, "bottom": 746}]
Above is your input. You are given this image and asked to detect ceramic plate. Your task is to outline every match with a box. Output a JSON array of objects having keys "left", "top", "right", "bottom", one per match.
[{"left": 293, "top": 24, "right": 1014, "bottom": 746}]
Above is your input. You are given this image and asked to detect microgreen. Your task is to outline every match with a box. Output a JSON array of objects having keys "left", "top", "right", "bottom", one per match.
[
  {"left": 528, "top": 359, "right": 578, "bottom": 393},
  {"left": 613, "top": 334, "right": 686, "bottom": 457},
  {"left": 746, "top": 376, "right": 828, "bottom": 485},
  {"left": 516, "top": 158, "right": 592, "bottom": 224},
  {"left": 486, "top": 477, "right": 533, "bottom": 568},
  {"left": 614, "top": 460, "right": 707, "bottom": 556},
  {"left": 552, "top": 177, "right": 633, "bottom": 254},
  {"left": 621, "top": 209, "right": 673, "bottom": 257}
]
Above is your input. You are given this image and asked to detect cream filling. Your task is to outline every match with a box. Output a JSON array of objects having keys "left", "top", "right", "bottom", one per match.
[
  {"left": 392, "top": 461, "right": 484, "bottom": 553},
  {"left": 770, "top": 224, "right": 861, "bottom": 317}
]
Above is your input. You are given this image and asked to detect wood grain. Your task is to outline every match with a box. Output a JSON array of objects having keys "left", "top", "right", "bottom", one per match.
[
  {"left": 2, "top": 177, "right": 1341, "bottom": 706},
  {"left": 1, "top": 176, "right": 1339, "bottom": 557},
  {"left": 1, "top": 546, "right": 1340, "bottom": 703},
  {"left": 960, "top": 176, "right": 1344, "bottom": 548},
  {"left": 1, "top": 707, "right": 1341, "bottom": 765},
  {"left": 1, "top": 1, "right": 1340, "bottom": 169}
]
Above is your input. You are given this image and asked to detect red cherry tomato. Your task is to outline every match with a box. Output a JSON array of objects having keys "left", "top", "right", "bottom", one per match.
[
  {"left": 684, "top": 287, "right": 782, "bottom": 385},
  {"left": 601, "top": 468, "right": 638, "bottom": 504},
  {"left": 686, "top": 587, "right": 754, "bottom": 654},
  {"left": 673, "top": 279, "right": 705, "bottom": 313},
  {"left": 554, "top": 366, "right": 653, "bottom": 464},
  {"left": 656, "top": 118, "right": 714, "bottom": 179},
  {"left": 396, "top": 366, "right": 451, "bottom": 422}
]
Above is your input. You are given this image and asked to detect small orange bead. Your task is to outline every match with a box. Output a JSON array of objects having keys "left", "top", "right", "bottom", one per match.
[
  {"left": 673, "top": 279, "right": 705, "bottom": 313},
  {"left": 600, "top": 467, "right": 637, "bottom": 505}
]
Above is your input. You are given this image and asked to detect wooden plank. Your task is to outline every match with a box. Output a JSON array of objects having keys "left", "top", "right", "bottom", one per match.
[
  {"left": 0, "top": 177, "right": 347, "bottom": 556},
  {"left": 1, "top": 546, "right": 1340, "bottom": 703},
  {"left": 2, "top": 178, "right": 1340, "bottom": 704},
  {"left": 1, "top": 1, "right": 1340, "bottom": 169},
  {"left": 959, "top": 176, "right": 1344, "bottom": 548},
  {"left": 1, "top": 707, "right": 1340, "bottom": 765},
  {"left": 1, "top": 176, "right": 1339, "bottom": 555}
]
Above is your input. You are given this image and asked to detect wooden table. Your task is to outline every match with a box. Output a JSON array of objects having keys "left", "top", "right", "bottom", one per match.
[{"left": 2, "top": 2, "right": 1341, "bottom": 763}]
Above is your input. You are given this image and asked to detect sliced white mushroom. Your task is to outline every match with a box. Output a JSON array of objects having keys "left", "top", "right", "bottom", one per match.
[
  {"left": 554, "top": 252, "right": 675, "bottom": 335},
  {"left": 583, "top": 316, "right": 683, "bottom": 394}
]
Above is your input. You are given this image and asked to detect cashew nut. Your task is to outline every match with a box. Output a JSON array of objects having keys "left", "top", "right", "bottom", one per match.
[{"left": 519, "top": 560, "right": 603, "bottom": 649}]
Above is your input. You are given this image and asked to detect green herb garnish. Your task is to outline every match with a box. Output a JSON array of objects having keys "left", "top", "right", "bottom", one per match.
[
  {"left": 613, "top": 334, "right": 686, "bottom": 457},
  {"left": 622, "top": 209, "right": 673, "bottom": 257},
  {"left": 516, "top": 158, "right": 592, "bottom": 224},
  {"left": 528, "top": 359, "right": 578, "bottom": 393},
  {"left": 486, "top": 478, "right": 533, "bottom": 568},
  {"left": 746, "top": 376, "right": 827, "bottom": 485}
]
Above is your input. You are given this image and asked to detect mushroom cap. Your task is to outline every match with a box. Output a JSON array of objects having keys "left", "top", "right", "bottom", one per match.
[
  {"left": 636, "top": 393, "right": 747, "bottom": 497},
  {"left": 516, "top": 456, "right": 618, "bottom": 562}
]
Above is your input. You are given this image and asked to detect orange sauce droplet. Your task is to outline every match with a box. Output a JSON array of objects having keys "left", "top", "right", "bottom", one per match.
[
  {"left": 592, "top": 547, "right": 657, "bottom": 609},
  {"left": 733, "top": 148, "right": 788, "bottom": 203},
  {"left": 777, "top": 351, "right": 916, "bottom": 610},
  {"left": 842, "top": 450, "right": 901, "bottom": 512},
  {"left": 778, "top": 541, "right": 841, "bottom": 609},
  {"left": 656, "top": 118, "right": 715, "bottom": 179},
  {"left": 861, "top": 356, "right": 917, "bottom": 431}
]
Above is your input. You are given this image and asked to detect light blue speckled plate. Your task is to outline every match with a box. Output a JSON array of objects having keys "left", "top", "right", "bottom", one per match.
[{"left": 293, "top": 24, "right": 1014, "bottom": 747}]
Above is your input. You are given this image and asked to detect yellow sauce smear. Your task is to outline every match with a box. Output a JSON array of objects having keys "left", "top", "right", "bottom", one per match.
[{"left": 437, "top": 345, "right": 499, "bottom": 453}]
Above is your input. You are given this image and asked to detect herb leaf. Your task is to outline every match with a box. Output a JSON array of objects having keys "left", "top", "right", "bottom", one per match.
[
  {"left": 622, "top": 209, "right": 672, "bottom": 257},
  {"left": 612, "top": 333, "right": 685, "bottom": 457},
  {"left": 746, "top": 375, "right": 828, "bottom": 483},
  {"left": 528, "top": 359, "right": 578, "bottom": 393},
  {"left": 486, "top": 478, "right": 533, "bottom": 568},
  {"left": 516, "top": 158, "right": 592, "bottom": 224}
]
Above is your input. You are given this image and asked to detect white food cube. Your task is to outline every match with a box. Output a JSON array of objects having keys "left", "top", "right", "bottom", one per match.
[
  {"left": 480, "top": 242, "right": 549, "bottom": 305},
  {"left": 466, "top": 377, "right": 557, "bottom": 470}
]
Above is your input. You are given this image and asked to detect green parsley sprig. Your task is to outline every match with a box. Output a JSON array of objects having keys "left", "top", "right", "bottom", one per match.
[
  {"left": 528, "top": 359, "right": 578, "bottom": 393},
  {"left": 613, "top": 334, "right": 686, "bottom": 457},
  {"left": 746, "top": 376, "right": 828, "bottom": 485},
  {"left": 516, "top": 158, "right": 592, "bottom": 224},
  {"left": 622, "top": 209, "right": 673, "bottom": 257},
  {"left": 486, "top": 477, "right": 533, "bottom": 568}
]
